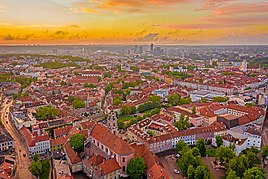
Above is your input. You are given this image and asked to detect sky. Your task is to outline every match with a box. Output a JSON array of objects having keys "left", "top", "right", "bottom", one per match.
[{"left": 0, "top": 0, "right": 268, "bottom": 45}]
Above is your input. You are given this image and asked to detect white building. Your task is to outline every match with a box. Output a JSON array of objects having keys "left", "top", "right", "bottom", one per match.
[
  {"left": 0, "top": 129, "right": 14, "bottom": 153},
  {"left": 152, "top": 89, "right": 169, "bottom": 99},
  {"left": 10, "top": 111, "right": 36, "bottom": 130},
  {"left": 20, "top": 127, "right": 50, "bottom": 156},
  {"left": 170, "top": 66, "right": 188, "bottom": 73},
  {"left": 212, "top": 127, "right": 261, "bottom": 155},
  {"left": 190, "top": 90, "right": 225, "bottom": 102}
]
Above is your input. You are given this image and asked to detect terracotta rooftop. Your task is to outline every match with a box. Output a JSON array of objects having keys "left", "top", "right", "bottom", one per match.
[
  {"left": 90, "top": 124, "right": 134, "bottom": 155},
  {"left": 98, "top": 158, "right": 121, "bottom": 176},
  {"left": 63, "top": 141, "right": 82, "bottom": 164}
]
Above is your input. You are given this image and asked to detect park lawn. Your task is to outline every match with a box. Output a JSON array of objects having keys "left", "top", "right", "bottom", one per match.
[{"left": 118, "top": 115, "right": 135, "bottom": 122}]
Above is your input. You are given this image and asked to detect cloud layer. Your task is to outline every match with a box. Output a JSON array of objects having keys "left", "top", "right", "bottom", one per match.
[{"left": 0, "top": 0, "right": 268, "bottom": 44}]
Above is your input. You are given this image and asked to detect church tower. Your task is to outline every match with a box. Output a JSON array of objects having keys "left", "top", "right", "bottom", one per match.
[
  {"left": 107, "top": 111, "right": 118, "bottom": 135},
  {"left": 240, "top": 60, "right": 247, "bottom": 72}
]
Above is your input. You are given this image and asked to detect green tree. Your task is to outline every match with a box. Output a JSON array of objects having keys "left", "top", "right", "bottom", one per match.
[
  {"left": 117, "top": 120, "right": 126, "bottom": 130},
  {"left": 67, "top": 96, "right": 75, "bottom": 102},
  {"left": 228, "top": 155, "right": 250, "bottom": 178},
  {"left": 187, "top": 165, "right": 195, "bottom": 179},
  {"left": 179, "top": 149, "right": 200, "bottom": 175},
  {"left": 130, "top": 106, "right": 137, "bottom": 114},
  {"left": 176, "top": 140, "right": 189, "bottom": 154},
  {"left": 149, "top": 95, "right": 161, "bottom": 103},
  {"left": 196, "top": 138, "right": 206, "bottom": 157},
  {"left": 167, "top": 94, "right": 181, "bottom": 106},
  {"left": 104, "top": 72, "right": 111, "bottom": 78},
  {"left": 192, "top": 147, "right": 201, "bottom": 157},
  {"left": 147, "top": 130, "right": 154, "bottom": 136},
  {"left": 127, "top": 157, "right": 146, "bottom": 179},
  {"left": 215, "top": 136, "right": 223, "bottom": 148},
  {"left": 226, "top": 170, "right": 239, "bottom": 179},
  {"left": 174, "top": 114, "right": 190, "bottom": 131},
  {"left": 179, "top": 97, "right": 191, "bottom": 105},
  {"left": 261, "top": 145, "right": 268, "bottom": 159},
  {"left": 194, "top": 166, "right": 210, "bottom": 179},
  {"left": 28, "top": 161, "right": 43, "bottom": 177},
  {"left": 33, "top": 154, "right": 40, "bottom": 162},
  {"left": 121, "top": 105, "right": 131, "bottom": 115},
  {"left": 36, "top": 105, "right": 59, "bottom": 120},
  {"left": 61, "top": 81, "right": 66, "bottom": 86},
  {"left": 212, "top": 96, "right": 229, "bottom": 102},
  {"left": 105, "top": 83, "right": 113, "bottom": 93},
  {"left": 70, "top": 134, "right": 85, "bottom": 151},
  {"left": 113, "top": 97, "right": 122, "bottom": 105},
  {"left": 245, "top": 103, "right": 255, "bottom": 108},
  {"left": 72, "top": 98, "right": 85, "bottom": 109},
  {"left": 199, "top": 98, "right": 208, "bottom": 103},
  {"left": 192, "top": 107, "right": 196, "bottom": 114},
  {"left": 243, "top": 167, "right": 266, "bottom": 179},
  {"left": 216, "top": 146, "right": 235, "bottom": 165}
]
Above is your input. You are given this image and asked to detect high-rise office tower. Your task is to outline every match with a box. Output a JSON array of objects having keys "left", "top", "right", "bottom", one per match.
[{"left": 150, "top": 43, "right": 154, "bottom": 55}]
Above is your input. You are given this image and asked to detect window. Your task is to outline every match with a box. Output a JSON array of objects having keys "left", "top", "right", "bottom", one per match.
[
  {"left": 122, "top": 157, "right": 125, "bottom": 162},
  {"left": 122, "top": 166, "right": 126, "bottom": 172}
]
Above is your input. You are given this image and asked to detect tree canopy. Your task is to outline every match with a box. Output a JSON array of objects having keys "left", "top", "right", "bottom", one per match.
[
  {"left": 196, "top": 138, "right": 206, "bottom": 157},
  {"left": 28, "top": 155, "right": 50, "bottom": 178},
  {"left": 212, "top": 96, "right": 229, "bottom": 102},
  {"left": 70, "top": 134, "right": 85, "bottom": 151},
  {"left": 174, "top": 114, "right": 190, "bottom": 131},
  {"left": 176, "top": 140, "right": 189, "bottom": 154},
  {"left": 127, "top": 157, "right": 146, "bottom": 179},
  {"left": 72, "top": 98, "right": 86, "bottom": 109},
  {"left": 215, "top": 136, "right": 223, "bottom": 148},
  {"left": 167, "top": 94, "right": 181, "bottom": 106},
  {"left": 262, "top": 145, "right": 268, "bottom": 159},
  {"left": 36, "top": 105, "right": 59, "bottom": 120},
  {"left": 243, "top": 167, "right": 266, "bottom": 179}
]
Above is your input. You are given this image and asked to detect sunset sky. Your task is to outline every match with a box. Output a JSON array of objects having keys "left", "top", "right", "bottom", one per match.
[{"left": 0, "top": 0, "right": 268, "bottom": 45}]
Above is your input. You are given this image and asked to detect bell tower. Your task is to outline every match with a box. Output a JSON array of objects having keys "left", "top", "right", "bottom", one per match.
[{"left": 107, "top": 111, "right": 118, "bottom": 135}]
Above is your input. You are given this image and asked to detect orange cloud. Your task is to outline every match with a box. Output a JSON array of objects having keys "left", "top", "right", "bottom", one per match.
[
  {"left": 71, "top": 0, "right": 188, "bottom": 13},
  {"left": 212, "top": 2, "right": 268, "bottom": 15}
]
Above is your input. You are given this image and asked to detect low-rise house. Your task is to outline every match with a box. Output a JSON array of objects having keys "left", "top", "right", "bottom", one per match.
[
  {"left": 212, "top": 127, "right": 262, "bottom": 155},
  {"left": 10, "top": 110, "right": 37, "bottom": 130},
  {"left": 20, "top": 126, "right": 50, "bottom": 156},
  {"left": 63, "top": 141, "right": 82, "bottom": 173},
  {"left": 96, "top": 158, "right": 121, "bottom": 179},
  {"left": 50, "top": 137, "right": 67, "bottom": 152},
  {"left": 0, "top": 160, "right": 15, "bottom": 179},
  {"left": 0, "top": 129, "right": 14, "bottom": 153},
  {"left": 53, "top": 159, "right": 72, "bottom": 179}
]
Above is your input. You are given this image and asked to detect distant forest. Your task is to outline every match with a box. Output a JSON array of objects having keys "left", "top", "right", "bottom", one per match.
[{"left": 249, "top": 58, "right": 268, "bottom": 67}]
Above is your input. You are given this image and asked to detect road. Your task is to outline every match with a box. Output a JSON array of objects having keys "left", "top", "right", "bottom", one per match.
[
  {"left": 1, "top": 99, "right": 33, "bottom": 179},
  {"left": 159, "top": 155, "right": 183, "bottom": 179}
]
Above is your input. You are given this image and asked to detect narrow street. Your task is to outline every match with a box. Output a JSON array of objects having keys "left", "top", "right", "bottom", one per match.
[{"left": 1, "top": 99, "right": 33, "bottom": 179}]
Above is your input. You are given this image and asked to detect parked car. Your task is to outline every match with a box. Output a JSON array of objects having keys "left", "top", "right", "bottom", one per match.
[{"left": 174, "top": 169, "right": 180, "bottom": 174}]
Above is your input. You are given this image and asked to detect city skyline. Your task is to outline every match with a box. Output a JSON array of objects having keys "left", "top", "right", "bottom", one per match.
[{"left": 0, "top": 0, "right": 268, "bottom": 45}]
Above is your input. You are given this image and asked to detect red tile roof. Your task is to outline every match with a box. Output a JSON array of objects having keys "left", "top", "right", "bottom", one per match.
[
  {"left": 90, "top": 124, "right": 134, "bottom": 155},
  {"left": 98, "top": 158, "right": 121, "bottom": 175},
  {"left": 63, "top": 141, "right": 82, "bottom": 164},
  {"left": 54, "top": 126, "right": 72, "bottom": 138}
]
